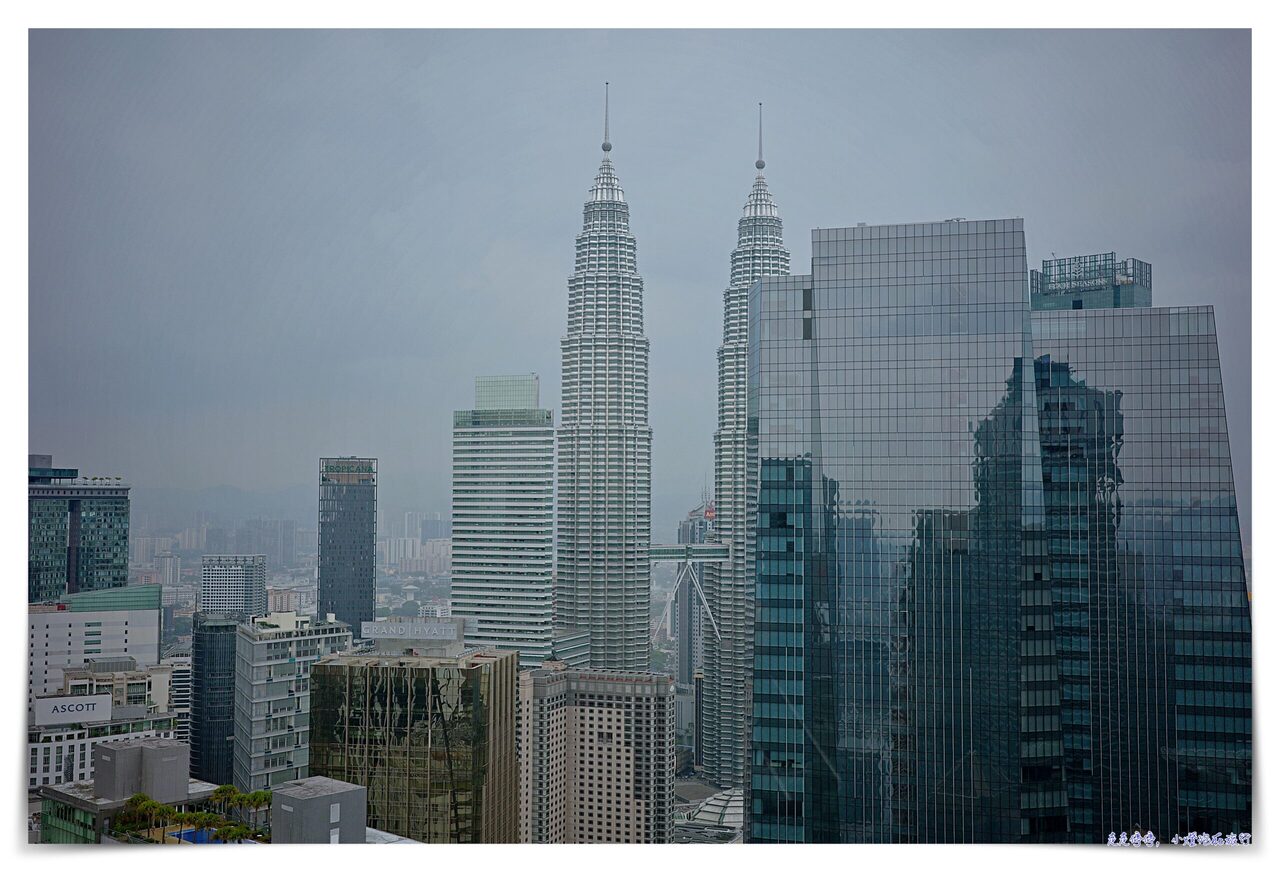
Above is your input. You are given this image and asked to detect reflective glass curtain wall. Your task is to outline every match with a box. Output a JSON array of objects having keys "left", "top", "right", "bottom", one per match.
[
  {"left": 318, "top": 457, "right": 377, "bottom": 637},
  {"left": 1031, "top": 305, "right": 1252, "bottom": 840},
  {"left": 748, "top": 219, "right": 1038, "bottom": 843}
]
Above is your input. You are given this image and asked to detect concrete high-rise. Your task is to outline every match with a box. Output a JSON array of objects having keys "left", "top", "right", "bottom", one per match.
[
  {"left": 233, "top": 611, "right": 351, "bottom": 792},
  {"left": 309, "top": 646, "right": 518, "bottom": 843},
  {"left": 702, "top": 110, "right": 791, "bottom": 788},
  {"left": 519, "top": 661, "right": 675, "bottom": 844},
  {"left": 199, "top": 554, "right": 267, "bottom": 617},
  {"left": 451, "top": 375, "right": 575, "bottom": 667},
  {"left": 555, "top": 88, "right": 652, "bottom": 670},
  {"left": 318, "top": 457, "right": 377, "bottom": 637},
  {"left": 28, "top": 455, "right": 130, "bottom": 603}
]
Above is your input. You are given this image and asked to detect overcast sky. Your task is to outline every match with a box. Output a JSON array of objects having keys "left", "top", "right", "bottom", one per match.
[{"left": 29, "top": 29, "right": 1251, "bottom": 549}]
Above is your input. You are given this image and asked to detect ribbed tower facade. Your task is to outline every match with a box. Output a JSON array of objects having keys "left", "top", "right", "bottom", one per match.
[
  {"left": 702, "top": 121, "right": 790, "bottom": 787},
  {"left": 555, "top": 94, "right": 653, "bottom": 670}
]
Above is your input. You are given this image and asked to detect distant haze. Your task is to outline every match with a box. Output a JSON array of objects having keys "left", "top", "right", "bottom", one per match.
[{"left": 29, "top": 29, "right": 1251, "bottom": 552}]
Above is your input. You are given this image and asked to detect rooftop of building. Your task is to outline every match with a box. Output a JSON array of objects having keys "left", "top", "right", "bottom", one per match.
[
  {"left": 314, "top": 647, "right": 515, "bottom": 670},
  {"left": 41, "top": 776, "right": 218, "bottom": 812},
  {"left": 273, "top": 775, "right": 364, "bottom": 800},
  {"left": 365, "top": 826, "right": 418, "bottom": 844}
]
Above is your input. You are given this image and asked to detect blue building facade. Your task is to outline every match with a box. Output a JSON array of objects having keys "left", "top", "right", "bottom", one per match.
[
  {"left": 749, "top": 220, "right": 1038, "bottom": 842},
  {"left": 747, "top": 232, "right": 1251, "bottom": 843}
]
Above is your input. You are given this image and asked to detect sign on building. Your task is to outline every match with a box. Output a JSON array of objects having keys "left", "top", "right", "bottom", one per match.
[
  {"left": 33, "top": 694, "right": 114, "bottom": 726},
  {"left": 360, "top": 620, "right": 458, "bottom": 641}
]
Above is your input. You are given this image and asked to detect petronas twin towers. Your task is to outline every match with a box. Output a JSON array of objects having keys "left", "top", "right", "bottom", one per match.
[{"left": 554, "top": 88, "right": 789, "bottom": 787}]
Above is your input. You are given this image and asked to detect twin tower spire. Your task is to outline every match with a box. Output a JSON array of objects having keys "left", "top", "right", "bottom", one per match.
[
  {"left": 596, "top": 82, "right": 767, "bottom": 171},
  {"left": 560, "top": 84, "right": 787, "bottom": 789}
]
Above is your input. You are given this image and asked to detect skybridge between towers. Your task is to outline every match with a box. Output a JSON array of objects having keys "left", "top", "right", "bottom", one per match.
[{"left": 648, "top": 543, "right": 729, "bottom": 644}]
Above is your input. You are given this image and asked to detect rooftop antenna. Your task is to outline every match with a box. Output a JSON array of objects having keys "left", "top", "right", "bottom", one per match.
[
  {"left": 756, "top": 102, "right": 765, "bottom": 171},
  {"left": 602, "top": 82, "right": 612, "bottom": 153}
]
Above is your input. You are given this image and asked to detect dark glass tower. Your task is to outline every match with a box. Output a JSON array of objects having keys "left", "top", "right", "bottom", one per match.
[
  {"left": 317, "top": 457, "right": 377, "bottom": 637},
  {"left": 748, "top": 220, "right": 1036, "bottom": 843},
  {"left": 1030, "top": 254, "right": 1252, "bottom": 840},
  {"left": 28, "top": 455, "right": 130, "bottom": 603},
  {"left": 190, "top": 611, "right": 239, "bottom": 786}
]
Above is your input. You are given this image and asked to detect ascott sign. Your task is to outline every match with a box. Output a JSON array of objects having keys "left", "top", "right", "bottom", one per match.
[
  {"left": 34, "top": 694, "right": 113, "bottom": 726},
  {"left": 361, "top": 621, "right": 457, "bottom": 641}
]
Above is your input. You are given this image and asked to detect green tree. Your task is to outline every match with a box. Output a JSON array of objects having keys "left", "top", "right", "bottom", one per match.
[{"left": 211, "top": 784, "right": 238, "bottom": 816}]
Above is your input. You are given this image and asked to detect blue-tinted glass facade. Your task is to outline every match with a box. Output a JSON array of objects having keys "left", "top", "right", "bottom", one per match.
[
  {"left": 318, "top": 457, "right": 377, "bottom": 637},
  {"left": 747, "top": 227, "right": 1252, "bottom": 844},
  {"left": 28, "top": 463, "right": 130, "bottom": 603},
  {"left": 749, "top": 220, "right": 1037, "bottom": 842},
  {"left": 191, "top": 611, "right": 239, "bottom": 786},
  {"left": 1032, "top": 305, "right": 1251, "bottom": 839}
]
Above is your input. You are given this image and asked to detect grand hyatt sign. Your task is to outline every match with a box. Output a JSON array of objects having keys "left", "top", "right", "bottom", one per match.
[
  {"left": 33, "top": 694, "right": 114, "bottom": 726},
  {"left": 361, "top": 621, "right": 457, "bottom": 641}
]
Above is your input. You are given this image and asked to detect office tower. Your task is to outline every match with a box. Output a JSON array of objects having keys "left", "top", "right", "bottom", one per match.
[
  {"left": 27, "top": 585, "right": 162, "bottom": 711},
  {"left": 555, "top": 87, "right": 653, "bottom": 670},
  {"left": 162, "top": 654, "right": 192, "bottom": 743},
  {"left": 232, "top": 611, "right": 352, "bottom": 792},
  {"left": 1027, "top": 253, "right": 1252, "bottom": 840},
  {"left": 28, "top": 657, "right": 177, "bottom": 790},
  {"left": 191, "top": 612, "right": 239, "bottom": 786},
  {"left": 519, "top": 661, "right": 675, "bottom": 844},
  {"left": 452, "top": 375, "right": 585, "bottom": 667},
  {"left": 199, "top": 554, "right": 267, "bottom": 617},
  {"left": 309, "top": 648, "right": 518, "bottom": 843},
  {"left": 403, "top": 511, "right": 424, "bottom": 540},
  {"left": 675, "top": 502, "right": 711, "bottom": 686},
  {"left": 1029, "top": 251, "right": 1152, "bottom": 311},
  {"left": 157, "top": 552, "right": 181, "bottom": 590},
  {"left": 420, "top": 513, "right": 450, "bottom": 542},
  {"left": 28, "top": 454, "right": 130, "bottom": 603},
  {"left": 702, "top": 111, "right": 792, "bottom": 788},
  {"left": 749, "top": 219, "right": 1037, "bottom": 843},
  {"left": 318, "top": 457, "right": 377, "bottom": 636}
]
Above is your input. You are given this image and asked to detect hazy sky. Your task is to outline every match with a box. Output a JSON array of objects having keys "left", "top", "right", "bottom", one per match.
[{"left": 29, "top": 29, "right": 1251, "bottom": 548}]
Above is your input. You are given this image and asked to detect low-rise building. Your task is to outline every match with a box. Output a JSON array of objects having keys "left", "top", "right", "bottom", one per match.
[{"left": 39, "top": 738, "right": 215, "bottom": 843}]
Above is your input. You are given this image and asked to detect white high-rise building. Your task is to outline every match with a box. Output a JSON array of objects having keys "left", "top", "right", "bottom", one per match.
[
  {"left": 519, "top": 661, "right": 674, "bottom": 843},
  {"left": 27, "top": 585, "right": 162, "bottom": 712},
  {"left": 199, "top": 554, "right": 267, "bottom": 617},
  {"left": 452, "top": 375, "right": 572, "bottom": 668},
  {"left": 701, "top": 107, "right": 790, "bottom": 788},
  {"left": 232, "top": 611, "right": 351, "bottom": 792},
  {"left": 555, "top": 86, "right": 652, "bottom": 670},
  {"left": 162, "top": 654, "right": 192, "bottom": 743}
]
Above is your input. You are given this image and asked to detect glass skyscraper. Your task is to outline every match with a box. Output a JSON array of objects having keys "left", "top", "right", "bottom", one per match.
[
  {"left": 309, "top": 649, "right": 519, "bottom": 843},
  {"left": 1028, "top": 254, "right": 1251, "bottom": 840},
  {"left": 555, "top": 91, "right": 653, "bottom": 670},
  {"left": 749, "top": 219, "right": 1035, "bottom": 843},
  {"left": 746, "top": 231, "right": 1251, "bottom": 843},
  {"left": 317, "top": 456, "right": 377, "bottom": 637},
  {"left": 28, "top": 455, "right": 130, "bottom": 603},
  {"left": 191, "top": 611, "right": 239, "bottom": 786},
  {"left": 702, "top": 114, "right": 792, "bottom": 788}
]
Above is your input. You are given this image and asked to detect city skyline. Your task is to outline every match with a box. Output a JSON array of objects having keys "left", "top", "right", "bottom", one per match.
[{"left": 27, "top": 30, "right": 1252, "bottom": 552}]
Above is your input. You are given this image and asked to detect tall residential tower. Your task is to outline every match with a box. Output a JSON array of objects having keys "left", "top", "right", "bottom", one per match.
[
  {"left": 701, "top": 107, "right": 791, "bottom": 788},
  {"left": 555, "top": 86, "right": 653, "bottom": 670}
]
